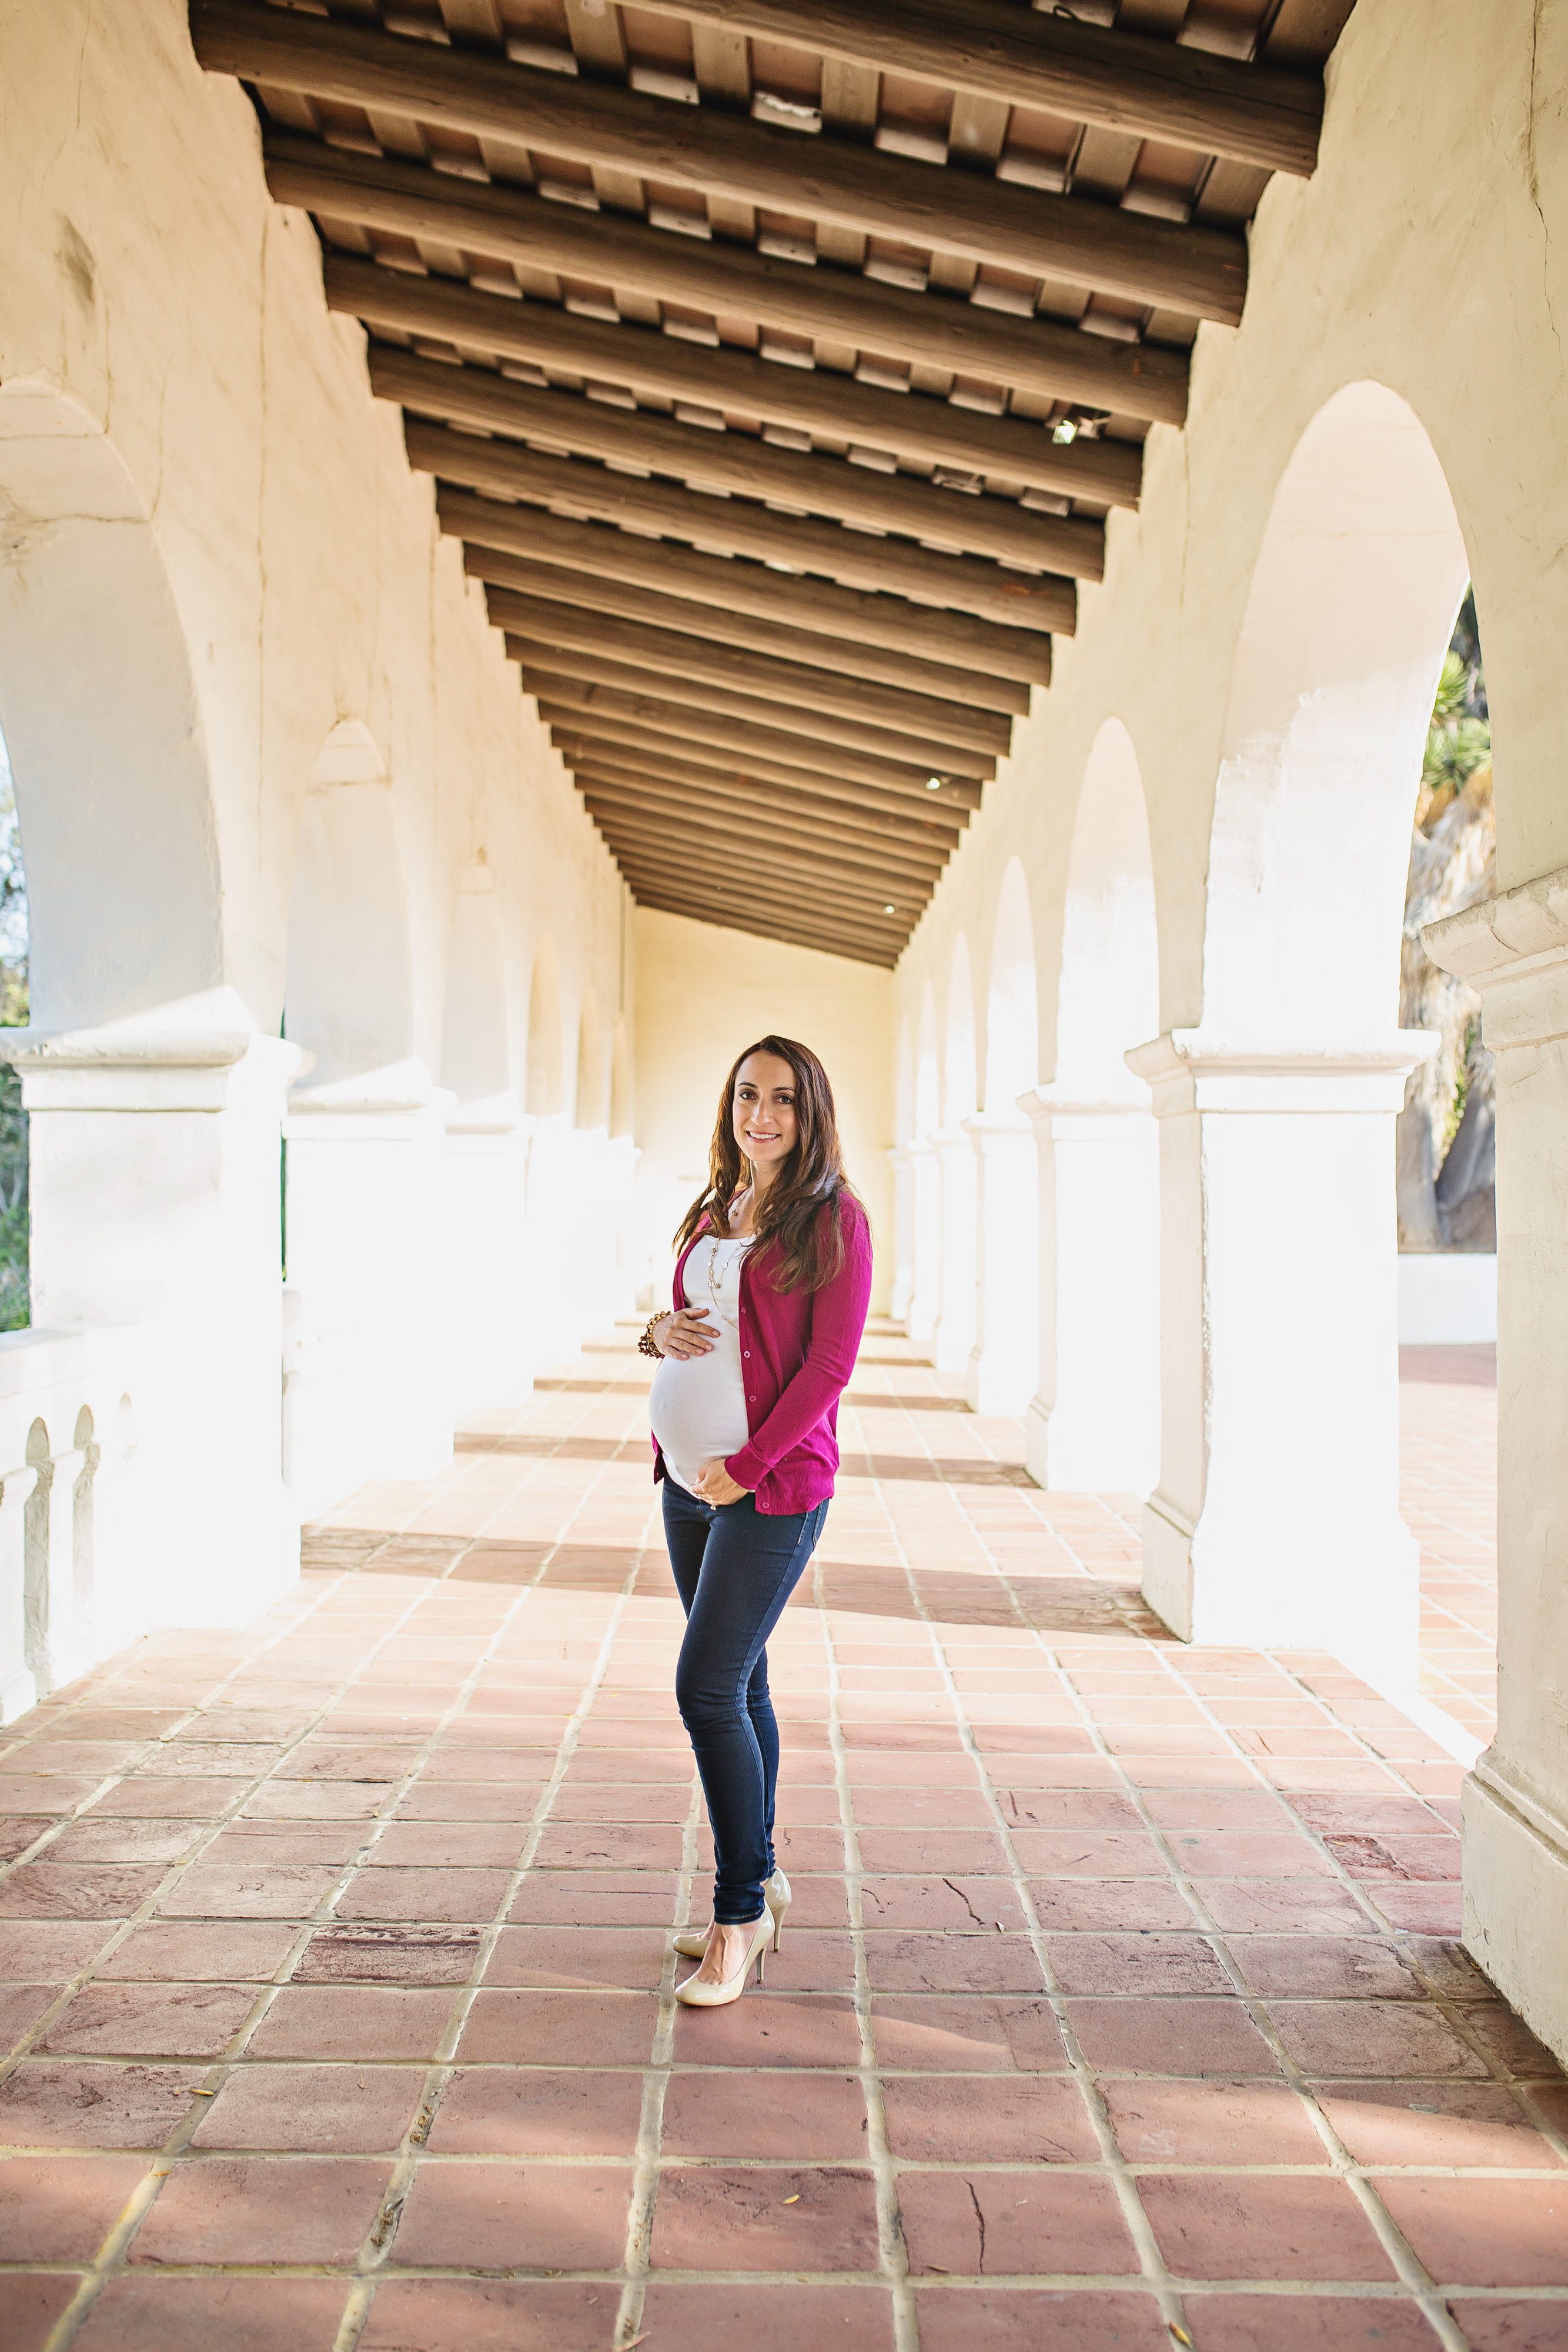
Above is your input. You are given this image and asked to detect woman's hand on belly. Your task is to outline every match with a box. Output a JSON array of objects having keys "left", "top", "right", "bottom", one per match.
[
  {"left": 654, "top": 1305, "right": 717, "bottom": 1358},
  {"left": 693, "top": 1458, "right": 750, "bottom": 1506}
]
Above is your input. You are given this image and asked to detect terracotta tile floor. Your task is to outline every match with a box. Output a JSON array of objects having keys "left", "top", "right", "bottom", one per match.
[
  {"left": 1400, "top": 1347, "right": 1499, "bottom": 1741},
  {"left": 2, "top": 1327, "right": 1556, "bottom": 2352}
]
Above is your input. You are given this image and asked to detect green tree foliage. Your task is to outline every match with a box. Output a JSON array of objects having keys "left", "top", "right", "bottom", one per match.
[{"left": 0, "top": 736, "right": 28, "bottom": 1331}]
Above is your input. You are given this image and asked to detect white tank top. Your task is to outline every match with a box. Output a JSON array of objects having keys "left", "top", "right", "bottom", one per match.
[{"left": 648, "top": 1235, "right": 754, "bottom": 1498}]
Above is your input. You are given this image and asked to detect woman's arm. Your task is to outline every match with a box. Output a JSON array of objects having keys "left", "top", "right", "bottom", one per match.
[{"left": 725, "top": 1201, "right": 873, "bottom": 1492}]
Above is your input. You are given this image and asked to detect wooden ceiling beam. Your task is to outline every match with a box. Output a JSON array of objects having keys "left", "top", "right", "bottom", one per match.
[
  {"left": 593, "top": 811, "right": 938, "bottom": 906},
  {"left": 268, "top": 138, "right": 1188, "bottom": 427},
  {"left": 443, "top": 497, "right": 1052, "bottom": 690},
  {"left": 193, "top": 2, "right": 1248, "bottom": 320},
  {"left": 629, "top": 0, "right": 1323, "bottom": 177},
  {"left": 566, "top": 753, "right": 964, "bottom": 853},
  {"left": 633, "top": 887, "right": 899, "bottom": 968},
  {"left": 488, "top": 592, "right": 1011, "bottom": 756},
  {"left": 515, "top": 649, "right": 995, "bottom": 780},
  {"left": 577, "top": 782, "right": 947, "bottom": 885},
  {"left": 373, "top": 349, "right": 1103, "bottom": 580},
  {"left": 538, "top": 694, "right": 981, "bottom": 808},
  {"left": 406, "top": 425, "right": 1072, "bottom": 634},
  {"left": 606, "top": 838, "right": 915, "bottom": 928},
  {"left": 465, "top": 549, "right": 1029, "bottom": 717},
  {"left": 326, "top": 257, "right": 1142, "bottom": 511}
]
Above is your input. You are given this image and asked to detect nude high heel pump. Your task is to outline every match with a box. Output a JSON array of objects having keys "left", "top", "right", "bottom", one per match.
[
  {"left": 674, "top": 1910, "right": 773, "bottom": 2008},
  {"left": 673, "top": 1867, "right": 790, "bottom": 1960}
]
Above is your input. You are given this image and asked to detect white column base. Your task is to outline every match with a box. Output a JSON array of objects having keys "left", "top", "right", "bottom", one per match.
[
  {"left": 931, "top": 1131, "right": 977, "bottom": 1374},
  {"left": 1462, "top": 1764, "right": 1568, "bottom": 2069}
]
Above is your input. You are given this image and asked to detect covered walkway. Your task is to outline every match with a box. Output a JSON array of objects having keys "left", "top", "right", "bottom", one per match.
[{"left": 2, "top": 1331, "right": 1561, "bottom": 2352}]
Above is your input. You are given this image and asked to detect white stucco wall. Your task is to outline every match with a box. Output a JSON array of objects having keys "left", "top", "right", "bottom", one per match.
[{"left": 633, "top": 910, "right": 894, "bottom": 1315}]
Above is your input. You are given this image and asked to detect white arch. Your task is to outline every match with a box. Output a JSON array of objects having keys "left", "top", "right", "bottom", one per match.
[
  {"left": 0, "top": 382, "right": 223, "bottom": 1030},
  {"left": 1203, "top": 380, "right": 1470, "bottom": 1040},
  {"left": 907, "top": 983, "right": 942, "bottom": 1345},
  {"left": 914, "top": 984, "right": 940, "bottom": 1140},
  {"left": 1141, "top": 381, "right": 1470, "bottom": 1682},
  {"left": 575, "top": 986, "right": 607, "bottom": 1130}
]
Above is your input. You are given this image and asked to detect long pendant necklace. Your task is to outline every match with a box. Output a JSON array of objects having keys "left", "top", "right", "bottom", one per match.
[{"left": 705, "top": 1233, "right": 750, "bottom": 1329}]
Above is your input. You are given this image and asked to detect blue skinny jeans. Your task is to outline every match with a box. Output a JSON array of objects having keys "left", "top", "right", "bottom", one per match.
[{"left": 662, "top": 1482, "right": 828, "bottom": 1925}]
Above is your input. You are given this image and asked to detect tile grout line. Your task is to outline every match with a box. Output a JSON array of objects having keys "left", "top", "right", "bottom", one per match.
[
  {"left": 818, "top": 1544, "right": 918, "bottom": 2352},
  {"left": 866, "top": 1466, "right": 1194, "bottom": 2340}
]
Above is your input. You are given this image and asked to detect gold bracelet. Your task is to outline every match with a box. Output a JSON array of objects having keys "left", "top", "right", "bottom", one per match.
[{"left": 637, "top": 1312, "right": 666, "bottom": 1361}]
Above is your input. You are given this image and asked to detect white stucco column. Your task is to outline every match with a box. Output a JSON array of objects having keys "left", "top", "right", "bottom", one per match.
[
  {"left": 906, "top": 1140, "right": 941, "bottom": 1347},
  {"left": 887, "top": 1147, "right": 915, "bottom": 1324},
  {"left": 284, "top": 1062, "right": 455, "bottom": 1517},
  {"left": 1, "top": 1015, "right": 301, "bottom": 1625},
  {"left": 1127, "top": 1031, "right": 1432, "bottom": 1688},
  {"left": 606, "top": 1134, "right": 642, "bottom": 1322},
  {"left": 964, "top": 1112, "right": 1038, "bottom": 1414},
  {"left": 1019, "top": 1085, "right": 1161, "bottom": 1493},
  {"left": 1427, "top": 866, "right": 1568, "bottom": 2066},
  {"left": 444, "top": 1095, "right": 532, "bottom": 1416},
  {"left": 931, "top": 1130, "right": 978, "bottom": 1373}
]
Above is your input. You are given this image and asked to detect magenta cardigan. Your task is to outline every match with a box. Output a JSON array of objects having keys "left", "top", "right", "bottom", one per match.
[{"left": 654, "top": 1192, "right": 874, "bottom": 1514}]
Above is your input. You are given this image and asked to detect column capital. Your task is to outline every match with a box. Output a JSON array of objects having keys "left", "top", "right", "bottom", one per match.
[
  {"left": 961, "top": 1108, "right": 1034, "bottom": 1148},
  {"left": 1017, "top": 1081, "right": 1150, "bottom": 1133},
  {"left": 1125, "top": 1030, "right": 1435, "bottom": 1117},
  {"left": 446, "top": 1088, "right": 527, "bottom": 1138},
  {"left": 1425, "top": 858, "right": 1568, "bottom": 1050},
  {"left": 0, "top": 1016, "right": 305, "bottom": 1112},
  {"left": 286, "top": 1058, "right": 455, "bottom": 1139}
]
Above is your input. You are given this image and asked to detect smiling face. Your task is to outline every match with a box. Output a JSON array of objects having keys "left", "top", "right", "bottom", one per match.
[{"left": 732, "top": 1050, "right": 800, "bottom": 1182}]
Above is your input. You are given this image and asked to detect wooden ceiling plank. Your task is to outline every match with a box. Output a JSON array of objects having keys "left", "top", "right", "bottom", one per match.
[
  {"left": 405, "top": 422, "right": 1073, "bottom": 633},
  {"left": 487, "top": 592, "right": 1012, "bottom": 754},
  {"left": 631, "top": 885, "right": 898, "bottom": 966},
  {"left": 564, "top": 753, "right": 966, "bottom": 850},
  {"left": 464, "top": 547, "right": 1029, "bottom": 715},
  {"left": 538, "top": 694, "right": 982, "bottom": 806},
  {"left": 371, "top": 346, "right": 1105, "bottom": 578},
  {"left": 326, "top": 255, "right": 1142, "bottom": 508},
  {"left": 577, "top": 781, "right": 948, "bottom": 882},
  {"left": 626, "top": 0, "right": 1323, "bottom": 175},
  {"left": 269, "top": 137, "right": 1188, "bottom": 425},
  {"left": 511, "top": 647, "right": 995, "bottom": 779},
  {"left": 594, "top": 813, "right": 938, "bottom": 904},
  {"left": 442, "top": 495, "right": 1052, "bottom": 686},
  {"left": 558, "top": 744, "right": 969, "bottom": 844},
  {"left": 607, "top": 839, "right": 914, "bottom": 926},
  {"left": 192, "top": 2, "right": 1248, "bottom": 320}
]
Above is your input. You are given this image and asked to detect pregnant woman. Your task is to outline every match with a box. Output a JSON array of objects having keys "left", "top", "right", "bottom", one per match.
[{"left": 640, "top": 1035, "right": 872, "bottom": 2009}]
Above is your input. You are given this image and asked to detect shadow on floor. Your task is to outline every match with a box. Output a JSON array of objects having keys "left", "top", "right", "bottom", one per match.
[{"left": 302, "top": 1529, "right": 1152, "bottom": 1635}]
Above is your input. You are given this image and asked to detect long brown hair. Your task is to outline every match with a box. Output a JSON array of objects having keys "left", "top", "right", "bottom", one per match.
[{"left": 675, "top": 1035, "right": 853, "bottom": 1294}]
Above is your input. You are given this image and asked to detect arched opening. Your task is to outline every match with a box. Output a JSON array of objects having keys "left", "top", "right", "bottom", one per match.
[
  {"left": 609, "top": 1019, "right": 634, "bottom": 1141},
  {"left": 968, "top": 860, "right": 1040, "bottom": 1414},
  {"left": 932, "top": 935, "right": 978, "bottom": 1372},
  {"left": 1028, "top": 722, "right": 1161, "bottom": 1488},
  {"left": 1139, "top": 380, "right": 1472, "bottom": 1688},
  {"left": 0, "top": 383, "right": 223, "bottom": 1036}
]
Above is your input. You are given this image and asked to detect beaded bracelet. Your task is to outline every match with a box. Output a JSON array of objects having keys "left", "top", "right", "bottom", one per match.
[{"left": 637, "top": 1312, "right": 666, "bottom": 1361}]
